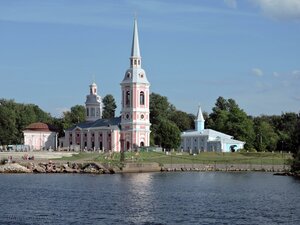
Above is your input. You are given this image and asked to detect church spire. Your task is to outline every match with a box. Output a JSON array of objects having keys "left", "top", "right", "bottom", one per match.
[
  {"left": 195, "top": 105, "right": 205, "bottom": 132},
  {"left": 130, "top": 18, "right": 141, "bottom": 68}
]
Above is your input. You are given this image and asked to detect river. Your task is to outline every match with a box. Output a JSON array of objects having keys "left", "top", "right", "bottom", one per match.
[{"left": 0, "top": 172, "right": 299, "bottom": 225}]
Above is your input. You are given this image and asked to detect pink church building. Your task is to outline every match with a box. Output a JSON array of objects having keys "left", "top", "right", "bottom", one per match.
[{"left": 61, "top": 19, "right": 150, "bottom": 152}]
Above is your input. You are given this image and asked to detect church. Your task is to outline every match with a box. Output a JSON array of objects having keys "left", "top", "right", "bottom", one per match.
[
  {"left": 180, "top": 106, "right": 245, "bottom": 153},
  {"left": 61, "top": 19, "right": 151, "bottom": 152}
]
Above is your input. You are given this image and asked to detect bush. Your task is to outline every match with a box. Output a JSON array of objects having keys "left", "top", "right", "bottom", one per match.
[
  {"left": 0, "top": 158, "right": 7, "bottom": 165},
  {"left": 291, "top": 150, "right": 300, "bottom": 173},
  {"left": 238, "top": 148, "right": 257, "bottom": 153}
]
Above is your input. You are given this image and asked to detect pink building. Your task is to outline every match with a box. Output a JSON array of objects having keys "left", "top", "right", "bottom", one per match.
[
  {"left": 61, "top": 19, "right": 150, "bottom": 152},
  {"left": 23, "top": 122, "right": 58, "bottom": 151}
]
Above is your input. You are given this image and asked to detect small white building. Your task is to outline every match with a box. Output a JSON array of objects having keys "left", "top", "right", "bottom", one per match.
[
  {"left": 180, "top": 106, "right": 245, "bottom": 153},
  {"left": 23, "top": 122, "right": 58, "bottom": 151}
]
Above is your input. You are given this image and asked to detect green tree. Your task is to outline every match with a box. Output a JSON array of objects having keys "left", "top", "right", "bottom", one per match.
[
  {"left": 208, "top": 97, "right": 255, "bottom": 149},
  {"left": 0, "top": 99, "right": 52, "bottom": 144},
  {"left": 150, "top": 93, "right": 173, "bottom": 125},
  {"left": 169, "top": 110, "right": 194, "bottom": 132},
  {"left": 62, "top": 105, "right": 85, "bottom": 129},
  {"left": 102, "top": 94, "right": 117, "bottom": 119},
  {"left": 150, "top": 93, "right": 177, "bottom": 147},
  {"left": 156, "top": 118, "right": 181, "bottom": 150},
  {"left": 254, "top": 119, "right": 279, "bottom": 151},
  {"left": 0, "top": 104, "right": 18, "bottom": 145}
]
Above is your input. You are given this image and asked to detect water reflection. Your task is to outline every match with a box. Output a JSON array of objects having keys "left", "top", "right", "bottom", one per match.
[
  {"left": 0, "top": 173, "right": 299, "bottom": 225},
  {"left": 120, "top": 173, "right": 155, "bottom": 224}
]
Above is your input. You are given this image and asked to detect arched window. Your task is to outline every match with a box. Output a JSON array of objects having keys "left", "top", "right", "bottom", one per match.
[
  {"left": 140, "top": 91, "right": 145, "bottom": 105},
  {"left": 126, "top": 91, "right": 130, "bottom": 106}
]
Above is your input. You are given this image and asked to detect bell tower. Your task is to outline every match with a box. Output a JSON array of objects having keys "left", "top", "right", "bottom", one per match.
[
  {"left": 85, "top": 82, "right": 102, "bottom": 121},
  {"left": 120, "top": 19, "right": 151, "bottom": 151}
]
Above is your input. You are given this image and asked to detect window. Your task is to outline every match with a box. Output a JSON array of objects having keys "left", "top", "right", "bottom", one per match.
[
  {"left": 91, "top": 108, "right": 95, "bottom": 116},
  {"left": 86, "top": 108, "right": 89, "bottom": 116},
  {"left": 126, "top": 91, "right": 130, "bottom": 106},
  {"left": 140, "top": 91, "right": 145, "bottom": 105}
]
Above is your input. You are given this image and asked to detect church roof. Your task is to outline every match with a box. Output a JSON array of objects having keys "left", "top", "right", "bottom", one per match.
[
  {"left": 123, "top": 68, "right": 149, "bottom": 84},
  {"left": 67, "top": 117, "right": 121, "bottom": 131},
  {"left": 196, "top": 105, "right": 205, "bottom": 121},
  {"left": 24, "top": 122, "right": 57, "bottom": 132},
  {"left": 131, "top": 18, "right": 141, "bottom": 58},
  {"left": 85, "top": 94, "right": 101, "bottom": 105},
  {"left": 182, "top": 129, "right": 232, "bottom": 139},
  {"left": 121, "top": 18, "right": 149, "bottom": 85},
  {"left": 181, "top": 128, "right": 245, "bottom": 144}
]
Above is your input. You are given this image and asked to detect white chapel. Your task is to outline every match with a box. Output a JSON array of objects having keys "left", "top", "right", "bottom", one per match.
[{"left": 181, "top": 106, "right": 245, "bottom": 153}]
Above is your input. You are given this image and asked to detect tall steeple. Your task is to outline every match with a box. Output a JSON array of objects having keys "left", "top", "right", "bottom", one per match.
[
  {"left": 120, "top": 18, "right": 151, "bottom": 151},
  {"left": 195, "top": 105, "right": 205, "bottom": 132},
  {"left": 131, "top": 18, "right": 141, "bottom": 59}
]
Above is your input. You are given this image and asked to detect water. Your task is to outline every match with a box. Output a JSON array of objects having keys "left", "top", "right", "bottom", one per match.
[{"left": 0, "top": 172, "right": 299, "bottom": 225}]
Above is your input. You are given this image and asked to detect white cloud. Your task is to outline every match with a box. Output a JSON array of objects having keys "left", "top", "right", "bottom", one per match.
[
  {"left": 273, "top": 72, "right": 280, "bottom": 77},
  {"left": 224, "top": 0, "right": 237, "bottom": 9},
  {"left": 253, "top": 0, "right": 300, "bottom": 20},
  {"left": 252, "top": 68, "right": 264, "bottom": 76}
]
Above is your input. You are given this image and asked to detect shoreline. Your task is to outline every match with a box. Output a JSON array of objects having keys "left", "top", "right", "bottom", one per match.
[{"left": 0, "top": 161, "right": 292, "bottom": 174}]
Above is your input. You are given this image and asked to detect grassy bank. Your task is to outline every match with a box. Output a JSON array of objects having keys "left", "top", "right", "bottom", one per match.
[{"left": 55, "top": 151, "right": 291, "bottom": 166}]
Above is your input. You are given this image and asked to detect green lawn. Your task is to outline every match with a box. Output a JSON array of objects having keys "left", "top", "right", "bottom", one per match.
[{"left": 56, "top": 151, "right": 292, "bottom": 166}]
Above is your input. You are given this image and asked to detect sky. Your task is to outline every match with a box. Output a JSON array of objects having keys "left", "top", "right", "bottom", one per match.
[{"left": 0, "top": 0, "right": 299, "bottom": 117}]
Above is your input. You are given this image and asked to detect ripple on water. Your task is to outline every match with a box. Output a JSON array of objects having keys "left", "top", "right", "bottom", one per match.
[{"left": 0, "top": 173, "right": 299, "bottom": 225}]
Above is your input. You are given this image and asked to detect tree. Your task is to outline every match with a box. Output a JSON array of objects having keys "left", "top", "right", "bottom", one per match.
[
  {"left": 62, "top": 105, "right": 85, "bottom": 129},
  {"left": 156, "top": 118, "right": 181, "bottom": 150},
  {"left": 253, "top": 118, "right": 279, "bottom": 151},
  {"left": 102, "top": 94, "right": 117, "bottom": 119},
  {"left": 208, "top": 97, "right": 255, "bottom": 149},
  {"left": 0, "top": 99, "right": 52, "bottom": 144},
  {"left": 150, "top": 93, "right": 173, "bottom": 125},
  {"left": 150, "top": 93, "right": 177, "bottom": 147},
  {"left": 169, "top": 110, "right": 194, "bottom": 132}
]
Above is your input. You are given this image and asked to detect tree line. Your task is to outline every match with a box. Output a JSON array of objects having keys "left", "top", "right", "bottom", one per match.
[{"left": 0, "top": 94, "right": 299, "bottom": 155}]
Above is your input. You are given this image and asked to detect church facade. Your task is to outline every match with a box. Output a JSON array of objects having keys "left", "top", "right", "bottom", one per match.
[
  {"left": 61, "top": 19, "right": 150, "bottom": 152},
  {"left": 181, "top": 106, "right": 245, "bottom": 153}
]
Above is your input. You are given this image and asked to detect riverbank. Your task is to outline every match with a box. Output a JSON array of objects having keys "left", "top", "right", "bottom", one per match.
[
  {"left": 0, "top": 161, "right": 291, "bottom": 174},
  {"left": 0, "top": 151, "right": 292, "bottom": 174}
]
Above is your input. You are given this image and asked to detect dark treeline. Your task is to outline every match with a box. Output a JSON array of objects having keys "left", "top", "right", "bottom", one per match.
[
  {"left": 0, "top": 95, "right": 117, "bottom": 145},
  {"left": 0, "top": 95, "right": 299, "bottom": 155},
  {"left": 150, "top": 94, "right": 300, "bottom": 155}
]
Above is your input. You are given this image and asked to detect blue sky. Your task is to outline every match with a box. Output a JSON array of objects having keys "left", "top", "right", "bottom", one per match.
[{"left": 0, "top": 0, "right": 299, "bottom": 117}]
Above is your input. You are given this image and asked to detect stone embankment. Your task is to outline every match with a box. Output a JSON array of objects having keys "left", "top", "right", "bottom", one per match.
[
  {"left": 0, "top": 163, "right": 32, "bottom": 173},
  {"left": 0, "top": 162, "right": 115, "bottom": 174},
  {"left": 161, "top": 163, "right": 290, "bottom": 172},
  {"left": 0, "top": 162, "right": 291, "bottom": 174}
]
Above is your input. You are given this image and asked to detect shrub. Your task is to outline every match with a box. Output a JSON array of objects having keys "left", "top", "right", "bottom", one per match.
[{"left": 0, "top": 158, "right": 8, "bottom": 165}]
